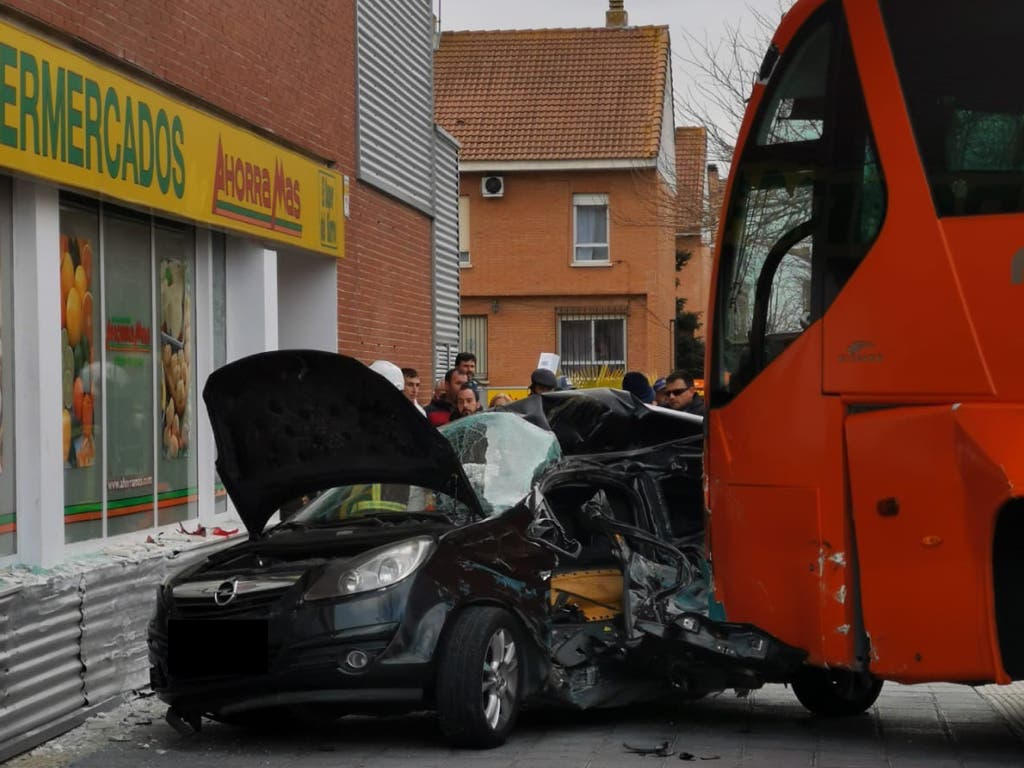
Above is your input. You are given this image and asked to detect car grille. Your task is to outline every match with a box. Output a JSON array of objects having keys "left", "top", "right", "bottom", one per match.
[
  {"left": 173, "top": 589, "right": 286, "bottom": 618},
  {"left": 171, "top": 575, "right": 302, "bottom": 618}
]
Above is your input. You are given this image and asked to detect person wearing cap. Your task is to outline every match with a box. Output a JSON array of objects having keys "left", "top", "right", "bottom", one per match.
[
  {"left": 653, "top": 377, "right": 668, "bottom": 406},
  {"left": 621, "top": 371, "right": 655, "bottom": 404},
  {"left": 528, "top": 368, "right": 558, "bottom": 395}
]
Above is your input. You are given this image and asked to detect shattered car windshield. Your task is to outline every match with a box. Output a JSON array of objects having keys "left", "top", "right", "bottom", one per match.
[
  {"left": 441, "top": 412, "right": 561, "bottom": 517},
  {"left": 286, "top": 484, "right": 472, "bottom": 526}
]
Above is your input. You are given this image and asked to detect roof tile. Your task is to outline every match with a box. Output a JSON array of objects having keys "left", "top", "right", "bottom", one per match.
[{"left": 434, "top": 26, "right": 670, "bottom": 162}]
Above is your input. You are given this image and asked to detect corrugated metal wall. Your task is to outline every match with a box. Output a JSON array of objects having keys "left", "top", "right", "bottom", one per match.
[
  {"left": 433, "top": 126, "right": 461, "bottom": 381},
  {"left": 0, "top": 548, "right": 215, "bottom": 762},
  {"left": 355, "top": 0, "right": 436, "bottom": 214},
  {"left": 0, "top": 577, "right": 86, "bottom": 753}
]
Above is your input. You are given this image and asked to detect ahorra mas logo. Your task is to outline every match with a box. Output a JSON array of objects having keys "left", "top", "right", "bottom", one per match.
[{"left": 211, "top": 135, "right": 302, "bottom": 237}]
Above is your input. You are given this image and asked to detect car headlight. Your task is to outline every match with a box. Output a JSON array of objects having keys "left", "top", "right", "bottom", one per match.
[{"left": 304, "top": 537, "right": 435, "bottom": 600}]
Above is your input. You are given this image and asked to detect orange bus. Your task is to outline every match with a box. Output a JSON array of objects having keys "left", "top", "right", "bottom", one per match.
[{"left": 705, "top": 0, "right": 1023, "bottom": 713}]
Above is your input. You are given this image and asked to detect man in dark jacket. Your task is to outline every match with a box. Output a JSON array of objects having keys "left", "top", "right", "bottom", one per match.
[
  {"left": 425, "top": 367, "right": 467, "bottom": 426},
  {"left": 662, "top": 369, "right": 705, "bottom": 416}
]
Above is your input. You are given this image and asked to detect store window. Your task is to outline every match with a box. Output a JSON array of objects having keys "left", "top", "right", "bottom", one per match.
[
  {"left": 62, "top": 197, "right": 199, "bottom": 542},
  {"left": 62, "top": 201, "right": 103, "bottom": 542},
  {"left": 558, "top": 311, "right": 626, "bottom": 378},
  {"left": 0, "top": 178, "right": 13, "bottom": 557},
  {"left": 155, "top": 223, "right": 198, "bottom": 526},
  {"left": 212, "top": 233, "right": 228, "bottom": 514},
  {"left": 573, "top": 194, "right": 609, "bottom": 264}
]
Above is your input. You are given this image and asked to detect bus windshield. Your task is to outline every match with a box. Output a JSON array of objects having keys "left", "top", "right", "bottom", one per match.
[{"left": 880, "top": 0, "right": 1024, "bottom": 217}]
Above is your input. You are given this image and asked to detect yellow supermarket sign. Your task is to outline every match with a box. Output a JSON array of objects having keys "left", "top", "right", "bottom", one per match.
[{"left": 0, "top": 20, "right": 343, "bottom": 257}]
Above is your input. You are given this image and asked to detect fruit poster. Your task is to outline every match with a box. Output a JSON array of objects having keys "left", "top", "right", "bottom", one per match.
[
  {"left": 160, "top": 258, "right": 191, "bottom": 459},
  {"left": 60, "top": 234, "right": 96, "bottom": 468}
]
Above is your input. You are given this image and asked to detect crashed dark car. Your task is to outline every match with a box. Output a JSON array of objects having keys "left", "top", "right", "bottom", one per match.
[{"left": 148, "top": 350, "right": 807, "bottom": 748}]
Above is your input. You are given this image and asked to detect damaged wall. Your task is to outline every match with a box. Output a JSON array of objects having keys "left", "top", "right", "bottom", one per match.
[{"left": 0, "top": 548, "right": 218, "bottom": 762}]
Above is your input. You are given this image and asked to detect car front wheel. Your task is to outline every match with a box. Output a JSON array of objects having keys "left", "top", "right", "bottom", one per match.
[
  {"left": 791, "top": 666, "right": 883, "bottom": 716},
  {"left": 436, "top": 606, "right": 523, "bottom": 748}
]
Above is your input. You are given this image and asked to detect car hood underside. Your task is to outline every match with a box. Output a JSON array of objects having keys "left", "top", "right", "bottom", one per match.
[{"left": 203, "top": 350, "right": 482, "bottom": 535}]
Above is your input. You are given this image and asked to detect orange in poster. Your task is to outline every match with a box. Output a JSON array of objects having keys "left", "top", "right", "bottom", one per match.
[
  {"left": 74, "top": 264, "right": 87, "bottom": 298},
  {"left": 60, "top": 234, "right": 68, "bottom": 262},
  {"left": 62, "top": 408, "right": 71, "bottom": 460},
  {"left": 82, "top": 393, "right": 94, "bottom": 437},
  {"left": 80, "top": 241, "right": 93, "bottom": 283},
  {"left": 66, "top": 287, "right": 83, "bottom": 347},
  {"left": 82, "top": 291, "right": 94, "bottom": 346},
  {"left": 72, "top": 376, "right": 84, "bottom": 421},
  {"left": 60, "top": 251, "right": 74, "bottom": 303}
]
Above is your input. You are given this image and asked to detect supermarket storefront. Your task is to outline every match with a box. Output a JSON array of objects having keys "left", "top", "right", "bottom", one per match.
[{"left": 0, "top": 18, "right": 344, "bottom": 565}]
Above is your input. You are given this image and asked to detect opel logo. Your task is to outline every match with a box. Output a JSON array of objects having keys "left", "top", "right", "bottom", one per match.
[{"left": 214, "top": 579, "right": 238, "bottom": 606}]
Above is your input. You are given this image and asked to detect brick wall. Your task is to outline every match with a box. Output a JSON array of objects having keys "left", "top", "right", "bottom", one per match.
[
  {"left": 338, "top": 186, "right": 434, "bottom": 377},
  {"left": 5, "top": 0, "right": 436, "bottom": 371},
  {"left": 460, "top": 167, "right": 675, "bottom": 386}
]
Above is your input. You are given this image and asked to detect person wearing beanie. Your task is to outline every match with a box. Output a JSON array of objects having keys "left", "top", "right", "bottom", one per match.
[
  {"left": 621, "top": 371, "right": 655, "bottom": 404},
  {"left": 529, "top": 368, "right": 558, "bottom": 395},
  {"left": 653, "top": 376, "right": 668, "bottom": 406}
]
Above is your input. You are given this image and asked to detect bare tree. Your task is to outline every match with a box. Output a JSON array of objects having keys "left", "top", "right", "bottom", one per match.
[{"left": 673, "top": 3, "right": 790, "bottom": 168}]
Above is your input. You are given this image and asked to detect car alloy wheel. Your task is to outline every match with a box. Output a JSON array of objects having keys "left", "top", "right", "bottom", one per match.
[
  {"left": 482, "top": 627, "right": 519, "bottom": 730},
  {"left": 436, "top": 606, "right": 524, "bottom": 748}
]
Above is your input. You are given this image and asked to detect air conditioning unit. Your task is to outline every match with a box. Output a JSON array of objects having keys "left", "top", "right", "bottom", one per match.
[{"left": 481, "top": 175, "right": 504, "bottom": 198}]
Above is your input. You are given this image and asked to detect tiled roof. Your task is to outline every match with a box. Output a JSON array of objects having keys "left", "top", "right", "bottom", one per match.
[
  {"left": 434, "top": 26, "right": 670, "bottom": 162},
  {"left": 675, "top": 126, "right": 706, "bottom": 233}
]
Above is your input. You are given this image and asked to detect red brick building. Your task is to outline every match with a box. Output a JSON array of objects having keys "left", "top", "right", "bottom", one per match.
[
  {"left": 0, "top": 0, "right": 457, "bottom": 564},
  {"left": 434, "top": 11, "right": 680, "bottom": 391},
  {"left": 675, "top": 126, "right": 713, "bottom": 327}
]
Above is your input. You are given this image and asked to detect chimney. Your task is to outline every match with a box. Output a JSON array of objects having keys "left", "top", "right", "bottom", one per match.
[{"left": 606, "top": 0, "right": 628, "bottom": 28}]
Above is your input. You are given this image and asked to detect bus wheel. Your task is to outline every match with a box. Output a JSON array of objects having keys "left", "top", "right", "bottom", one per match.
[{"left": 791, "top": 667, "right": 883, "bottom": 716}]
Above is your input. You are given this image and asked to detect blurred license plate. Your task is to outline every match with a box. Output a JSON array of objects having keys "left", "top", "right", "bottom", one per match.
[{"left": 168, "top": 619, "right": 268, "bottom": 677}]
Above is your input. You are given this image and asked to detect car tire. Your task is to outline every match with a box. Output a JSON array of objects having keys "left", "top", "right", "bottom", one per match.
[
  {"left": 436, "top": 606, "right": 523, "bottom": 749},
  {"left": 791, "top": 666, "right": 883, "bottom": 716}
]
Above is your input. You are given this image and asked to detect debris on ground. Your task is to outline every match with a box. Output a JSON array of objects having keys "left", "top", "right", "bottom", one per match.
[{"left": 624, "top": 740, "right": 675, "bottom": 757}]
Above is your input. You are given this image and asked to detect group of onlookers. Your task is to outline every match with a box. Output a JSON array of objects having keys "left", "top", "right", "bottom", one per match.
[
  {"left": 371, "top": 352, "right": 704, "bottom": 426},
  {"left": 620, "top": 369, "right": 705, "bottom": 416}
]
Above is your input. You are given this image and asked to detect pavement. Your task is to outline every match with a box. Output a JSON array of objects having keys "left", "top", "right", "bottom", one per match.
[{"left": 6, "top": 682, "right": 1023, "bottom": 767}]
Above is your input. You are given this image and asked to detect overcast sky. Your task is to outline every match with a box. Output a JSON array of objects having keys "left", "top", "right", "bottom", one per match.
[{"left": 435, "top": 0, "right": 791, "bottom": 162}]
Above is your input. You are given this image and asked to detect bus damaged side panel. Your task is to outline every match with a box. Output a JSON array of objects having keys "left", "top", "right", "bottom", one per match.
[{"left": 846, "top": 405, "right": 1024, "bottom": 684}]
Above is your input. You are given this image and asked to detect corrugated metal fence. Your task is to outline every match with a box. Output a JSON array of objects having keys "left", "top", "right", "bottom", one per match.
[{"left": 0, "top": 547, "right": 215, "bottom": 762}]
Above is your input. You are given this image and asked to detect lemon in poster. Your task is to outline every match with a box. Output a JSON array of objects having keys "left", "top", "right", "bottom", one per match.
[{"left": 59, "top": 235, "right": 96, "bottom": 468}]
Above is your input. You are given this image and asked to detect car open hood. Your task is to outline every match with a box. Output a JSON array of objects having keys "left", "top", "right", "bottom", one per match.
[
  {"left": 203, "top": 350, "right": 483, "bottom": 536},
  {"left": 503, "top": 389, "right": 703, "bottom": 454}
]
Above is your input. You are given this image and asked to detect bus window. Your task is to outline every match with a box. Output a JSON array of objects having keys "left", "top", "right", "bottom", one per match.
[
  {"left": 712, "top": 2, "right": 886, "bottom": 405},
  {"left": 881, "top": 0, "right": 1024, "bottom": 217}
]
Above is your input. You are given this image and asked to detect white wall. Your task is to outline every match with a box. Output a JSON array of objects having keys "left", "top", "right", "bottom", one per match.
[
  {"left": 11, "top": 180, "right": 63, "bottom": 567},
  {"left": 225, "top": 238, "right": 278, "bottom": 362},
  {"left": 276, "top": 250, "right": 338, "bottom": 352}
]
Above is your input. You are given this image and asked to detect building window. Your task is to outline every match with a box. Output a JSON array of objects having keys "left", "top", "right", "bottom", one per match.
[
  {"left": 458, "top": 195, "right": 471, "bottom": 266},
  {"left": 558, "top": 312, "right": 626, "bottom": 380},
  {"left": 573, "top": 194, "right": 609, "bottom": 264},
  {"left": 460, "top": 315, "right": 488, "bottom": 380},
  {"left": 62, "top": 196, "right": 198, "bottom": 543}
]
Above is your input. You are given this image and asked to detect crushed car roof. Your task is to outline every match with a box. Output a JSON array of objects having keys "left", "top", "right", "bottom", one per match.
[{"left": 502, "top": 388, "right": 703, "bottom": 454}]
